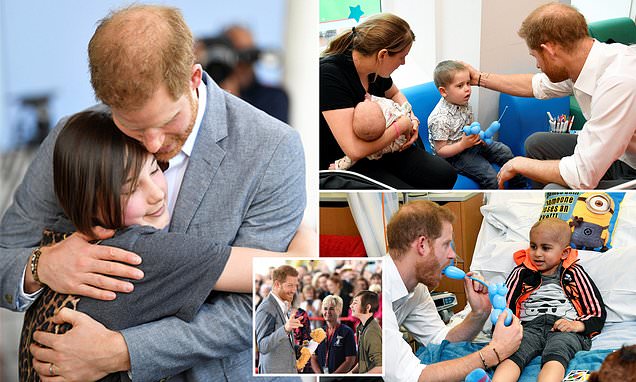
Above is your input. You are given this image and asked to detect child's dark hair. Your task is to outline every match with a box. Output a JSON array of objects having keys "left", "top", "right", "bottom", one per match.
[
  {"left": 531, "top": 217, "right": 572, "bottom": 247},
  {"left": 355, "top": 290, "right": 379, "bottom": 314},
  {"left": 53, "top": 110, "right": 147, "bottom": 237},
  {"left": 589, "top": 345, "right": 636, "bottom": 382}
]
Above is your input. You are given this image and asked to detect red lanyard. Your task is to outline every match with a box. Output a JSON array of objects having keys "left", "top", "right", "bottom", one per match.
[{"left": 325, "top": 324, "right": 340, "bottom": 367}]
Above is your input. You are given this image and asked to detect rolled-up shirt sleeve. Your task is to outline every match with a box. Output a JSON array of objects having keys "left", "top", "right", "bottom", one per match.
[
  {"left": 559, "top": 75, "right": 636, "bottom": 188},
  {"left": 532, "top": 73, "right": 573, "bottom": 99}
]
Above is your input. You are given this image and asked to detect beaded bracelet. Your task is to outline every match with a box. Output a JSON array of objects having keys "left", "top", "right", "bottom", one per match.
[{"left": 30, "top": 247, "right": 43, "bottom": 284}]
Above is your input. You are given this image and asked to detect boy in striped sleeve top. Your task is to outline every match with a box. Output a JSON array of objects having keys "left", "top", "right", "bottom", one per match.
[{"left": 492, "top": 218, "right": 606, "bottom": 382}]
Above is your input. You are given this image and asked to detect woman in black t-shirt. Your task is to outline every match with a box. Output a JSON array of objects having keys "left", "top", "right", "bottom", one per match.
[{"left": 320, "top": 13, "right": 456, "bottom": 189}]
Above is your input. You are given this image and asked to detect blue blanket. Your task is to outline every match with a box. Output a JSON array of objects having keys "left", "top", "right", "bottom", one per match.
[{"left": 416, "top": 341, "right": 613, "bottom": 381}]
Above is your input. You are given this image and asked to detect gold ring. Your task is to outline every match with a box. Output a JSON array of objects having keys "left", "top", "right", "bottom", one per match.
[{"left": 49, "top": 363, "right": 55, "bottom": 376}]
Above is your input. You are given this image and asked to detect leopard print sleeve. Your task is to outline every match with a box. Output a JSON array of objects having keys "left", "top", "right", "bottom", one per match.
[{"left": 18, "top": 230, "right": 80, "bottom": 382}]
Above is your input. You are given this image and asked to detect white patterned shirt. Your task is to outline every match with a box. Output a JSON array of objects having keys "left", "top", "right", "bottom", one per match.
[{"left": 427, "top": 98, "right": 473, "bottom": 155}]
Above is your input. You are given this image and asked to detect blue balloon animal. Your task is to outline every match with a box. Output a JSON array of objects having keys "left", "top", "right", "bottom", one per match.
[
  {"left": 462, "top": 121, "right": 500, "bottom": 145},
  {"left": 461, "top": 106, "right": 508, "bottom": 145},
  {"left": 488, "top": 282, "right": 513, "bottom": 326},
  {"left": 463, "top": 121, "right": 482, "bottom": 136},
  {"left": 442, "top": 265, "right": 513, "bottom": 326}
]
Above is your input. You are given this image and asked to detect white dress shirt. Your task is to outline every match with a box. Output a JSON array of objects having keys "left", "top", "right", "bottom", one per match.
[
  {"left": 164, "top": 80, "right": 207, "bottom": 216},
  {"left": 271, "top": 291, "right": 290, "bottom": 319},
  {"left": 270, "top": 291, "right": 294, "bottom": 344},
  {"left": 384, "top": 255, "right": 450, "bottom": 382},
  {"left": 531, "top": 40, "right": 636, "bottom": 188}
]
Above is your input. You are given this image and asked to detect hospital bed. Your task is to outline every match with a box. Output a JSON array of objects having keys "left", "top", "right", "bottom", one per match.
[{"left": 417, "top": 191, "right": 636, "bottom": 381}]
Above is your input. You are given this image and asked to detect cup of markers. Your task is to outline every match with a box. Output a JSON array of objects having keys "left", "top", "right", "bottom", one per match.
[{"left": 547, "top": 112, "right": 574, "bottom": 134}]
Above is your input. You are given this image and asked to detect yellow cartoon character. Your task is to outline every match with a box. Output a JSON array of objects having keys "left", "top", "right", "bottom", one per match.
[{"left": 568, "top": 192, "right": 615, "bottom": 252}]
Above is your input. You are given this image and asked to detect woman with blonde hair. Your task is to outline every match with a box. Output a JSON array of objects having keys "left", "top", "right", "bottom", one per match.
[{"left": 320, "top": 13, "right": 456, "bottom": 189}]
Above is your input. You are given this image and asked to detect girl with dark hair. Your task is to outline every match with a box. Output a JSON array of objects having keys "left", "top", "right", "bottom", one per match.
[
  {"left": 19, "top": 110, "right": 307, "bottom": 381},
  {"left": 320, "top": 13, "right": 457, "bottom": 189}
]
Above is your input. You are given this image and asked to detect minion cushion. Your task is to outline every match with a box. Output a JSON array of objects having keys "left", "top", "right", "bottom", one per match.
[{"left": 539, "top": 192, "right": 625, "bottom": 252}]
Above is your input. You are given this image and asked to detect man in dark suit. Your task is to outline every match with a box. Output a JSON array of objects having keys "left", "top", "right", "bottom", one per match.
[{"left": 255, "top": 265, "right": 302, "bottom": 374}]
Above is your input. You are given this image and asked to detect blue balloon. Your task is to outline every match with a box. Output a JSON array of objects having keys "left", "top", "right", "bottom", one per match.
[
  {"left": 463, "top": 125, "right": 471, "bottom": 135},
  {"left": 442, "top": 265, "right": 466, "bottom": 279},
  {"left": 471, "top": 125, "right": 481, "bottom": 135},
  {"left": 470, "top": 121, "right": 480, "bottom": 127},
  {"left": 492, "top": 294, "right": 506, "bottom": 310},
  {"left": 485, "top": 138, "right": 493, "bottom": 145},
  {"left": 488, "top": 283, "right": 514, "bottom": 327},
  {"left": 503, "top": 308, "right": 513, "bottom": 326},
  {"left": 489, "top": 121, "right": 501, "bottom": 132},
  {"left": 488, "top": 283, "right": 498, "bottom": 300}
]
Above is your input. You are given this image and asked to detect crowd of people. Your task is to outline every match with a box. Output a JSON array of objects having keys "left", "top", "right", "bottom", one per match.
[{"left": 254, "top": 260, "right": 383, "bottom": 375}]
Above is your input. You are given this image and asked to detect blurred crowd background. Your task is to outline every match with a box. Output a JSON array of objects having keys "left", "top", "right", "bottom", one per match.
[
  {"left": 254, "top": 259, "right": 382, "bottom": 374},
  {"left": 0, "top": 1, "right": 317, "bottom": 380}
]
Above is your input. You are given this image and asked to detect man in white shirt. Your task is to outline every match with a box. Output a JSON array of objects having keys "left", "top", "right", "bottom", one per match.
[
  {"left": 468, "top": 3, "right": 636, "bottom": 189},
  {"left": 384, "top": 200, "right": 523, "bottom": 382}
]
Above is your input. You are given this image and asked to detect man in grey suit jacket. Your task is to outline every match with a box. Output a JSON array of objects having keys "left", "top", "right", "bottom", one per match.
[
  {"left": 0, "top": 5, "right": 304, "bottom": 382},
  {"left": 255, "top": 265, "right": 303, "bottom": 374}
]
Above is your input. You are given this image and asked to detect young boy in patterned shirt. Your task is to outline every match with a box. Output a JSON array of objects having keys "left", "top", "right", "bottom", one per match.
[{"left": 427, "top": 60, "right": 526, "bottom": 189}]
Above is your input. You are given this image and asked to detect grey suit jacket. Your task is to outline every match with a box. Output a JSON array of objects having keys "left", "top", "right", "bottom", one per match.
[
  {"left": 255, "top": 293, "right": 297, "bottom": 374},
  {"left": 0, "top": 73, "right": 305, "bottom": 381}
]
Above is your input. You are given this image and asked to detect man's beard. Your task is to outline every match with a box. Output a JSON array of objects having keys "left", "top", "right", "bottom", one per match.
[
  {"left": 545, "top": 67, "right": 569, "bottom": 83},
  {"left": 541, "top": 54, "right": 569, "bottom": 83},
  {"left": 155, "top": 92, "right": 197, "bottom": 162},
  {"left": 415, "top": 247, "right": 443, "bottom": 289}
]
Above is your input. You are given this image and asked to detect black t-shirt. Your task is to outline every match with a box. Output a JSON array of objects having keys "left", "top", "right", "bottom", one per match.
[{"left": 319, "top": 52, "right": 393, "bottom": 169}]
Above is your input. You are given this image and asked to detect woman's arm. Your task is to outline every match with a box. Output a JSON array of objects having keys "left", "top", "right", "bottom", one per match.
[
  {"left": 215, "top": 224, "right": 317, "bottom": 293},
  {"left": 323, "top": 108, "right": 412, "bottom": 162},
  {"left": 385, "top": 84, "right": 405, "bottom": 104},
  {"left": 386, "top": 85, "right": 419, "bottom": 149},
  {"left": 334, "top": 355, "right": 356, "bottom": 373},
  {"left": 310, "top": 354, "right": 322, "bottom": 374}
]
